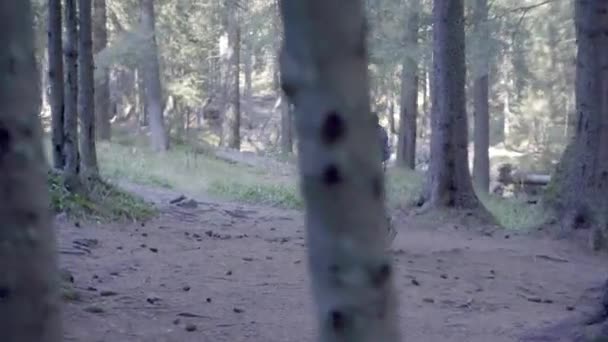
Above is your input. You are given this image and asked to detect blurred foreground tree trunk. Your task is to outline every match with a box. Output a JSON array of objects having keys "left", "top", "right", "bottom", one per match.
[
  {"left": 93, "top": 0, "right": 111, "bottom": 140},
  {"left": 472, "top": 0, "right": 490, "bottom": 192},
  {"left": 279, "top": 0, "right": 401, "bottom": 341},
  {"left": 397, "top": 0, "right": 420, "bottom": 169},
  {"left": 79, "top": 0, "right": 99, "bottom": 178},
  {"left": 140, "top": 0, "right": 169, "bottom": 152},
  {"left": 0, "top": 1, "right": 62, "bottom": 340},
  {"left": 48, "top": 0, "right": 65, "bottom": 169}
]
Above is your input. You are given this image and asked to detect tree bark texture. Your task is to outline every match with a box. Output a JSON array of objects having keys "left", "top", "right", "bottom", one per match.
[
  {"left": 388, "top": 96, "right": 396, "bottom": 135},
  {"left": 79, "top": 0, "right": 99, "bottom": 178},
  {"left": 40, "top": 51, "right": 50, "bottom": 115},
  {"left": 136, "top": 67, "right": 148, "bottom": 126},
  {"left": 472, "top": 0, "right": 490, "bottom": 192},
  {"left": 63, "top": 0, "right": 80, "bottom": 186},
  {"left": 280, "top": 94, "right": 293, "bottom": 155},
  {"left": 279, "top": 0, "right": 401, "bottom": 341},
  {"left": 48, "top": 0, "right": 65, "bottom": 169},
  {"left": 272, "top": 0, "right": 282, "bottom": 93},
  {"left": 221, "top": 1, "right": 241, "bottom": 150},
  {"left": 93, "top": 0, "right": 111, "bottom": 140},
  {"left": 547, "top": 0, "right": 608, "bottom": 251},
  {"left": 140, "top": 0, "right": 169, "bottom": 152},
  {"left": 426, "top": 0, "right": 481, "bottom": 209},
  {"left": 397, "top": 0, "right": 420, "bottom": 169},
  {"left": 244, "top": 41, "right": 253, "bottom": 113},
  {"left": 0, "top": 1, "right": 62, "bottom": 340}
]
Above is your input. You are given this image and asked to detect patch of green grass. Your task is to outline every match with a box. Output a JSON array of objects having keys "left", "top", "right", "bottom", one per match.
[
  {"left": 208, "top": 180, "right": 303, "bottom": 209},
  {"left": 98, "top": 139, "right": 432, "bottom": 211},
  {"left": 95, "top": 137, "right": 548, "bottom": 231},
  {"left": 382, "top": 165, "right": 549, "bottom": 230},
  {"left": 48, "top": 170, "right": 156, "bottom": 222},
  {"left": 385, "top": 167, "right": 424, "bottom": 208},
  {"left": 477, "top": 191, "right": 550, "bottom": 230},
  {"left": 97, "top": 141, "right": 294, "bottom": 204}
]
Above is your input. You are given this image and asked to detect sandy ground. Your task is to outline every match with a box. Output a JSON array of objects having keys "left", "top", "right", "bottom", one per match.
[{"left": 59, "top": 182, "right": 608, "bottom": 342}]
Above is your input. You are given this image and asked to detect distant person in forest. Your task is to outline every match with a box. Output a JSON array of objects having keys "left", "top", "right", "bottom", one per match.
[
  {"left": 373, "top": 112, "right": 396, "bottom": 243},
  {"left": 374, "top": 112, "right": 391, "bottom": 170}
]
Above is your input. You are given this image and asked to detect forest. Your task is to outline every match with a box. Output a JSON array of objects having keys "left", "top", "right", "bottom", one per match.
[{"left": 1, "top": 0, "right": 607, "bottom": 341}]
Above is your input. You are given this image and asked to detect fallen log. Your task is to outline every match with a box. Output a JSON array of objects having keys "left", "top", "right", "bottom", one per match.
[
  {"left": 509, "top": 173, "right": 551, "bottom": 186},
  {"left": 497, "top": 163, "right": 551, "bottom": 186}
]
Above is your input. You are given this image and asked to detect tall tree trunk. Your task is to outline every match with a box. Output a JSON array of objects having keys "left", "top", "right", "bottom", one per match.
[
  {"left": 419, "top": 67, "right": 429, "bottom": 140},
  {"left": 279, "top": 0, "right": 401, "bottom": 340},
  {"left": 397, "top": 0, "right": 420, "bottom": 169},
  {"left": 426, "top": 0, "right": 482, "bottom": 210},
  {"left": 93, "top": 0, "right": 111, "bottom": 140},
  {"left": 526, "top": 6, "right": 608, "bottom": 341},
  {"left": 79, "top": 0, "right": 99, "bottom": 178},
  {"left": 222, "top": 5, "right": 241, "bottom": 150},
  {"left": 472, "top": 0, "right": 490, "bottom": 192},
  {"left": 40, "top": 51, "right": 50, "bottom": 117},
  {"left": 135, "top": 67, "right": 148, "bottom": 126},
  {"left": 0, "top": 1, "right": 62, "bottom": 340},
  {"left": 387, "top": 95, "right": 396, "bottom": 135},
  {"left": 244, "top": 41, "right": 253, "bottom": 111},
  {"left": 48, "top": 0, "right": 65, "bottom": 169},
  {"left": 140, "top": 0, "right": 169, "bottom": 152},
  {"left": 547, "top": 0, "right": 608, "bottom": 251},
  {"left": 63, "top": 0, "right": 80, "bottom": 187},
  {"left": 280, "top": 94, "right": 292, "bottom": 155},
  {"left": 272, "top": 0, "right": 282, "bottom": 93}
]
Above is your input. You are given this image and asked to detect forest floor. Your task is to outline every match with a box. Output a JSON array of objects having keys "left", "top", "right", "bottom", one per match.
[{"left": 58, "top": 179, "right": 608, "bottom": 342}]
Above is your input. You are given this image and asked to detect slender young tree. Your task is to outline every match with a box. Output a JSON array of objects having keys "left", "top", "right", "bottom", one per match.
[
  {"left": 136, "top": 67, "right": 148, "bottom": 126},
  {"left": 279, "top": 0, "right": 401, "bottom": 341},
  {"left": 63, "top": 0, "right": 80, "bottom": 187},
  {"left": 140, "top": 0, "right": 169, "bottom": 152},
  {"left": 274, "top": 0, "right": 292, "bottom": 155},
  {"left": 221, "top": 1, "right": 241, "bottom": 150},
  {"left": 397, "top": 0, "right": 420, "bottom": 169},
  {"left": 425, "top": 0, "right": 483, "bottom": 210},
  {"left": 280, "top": 95, "right": 293, "bottom": 156},
  {"left": 271, "top": 0, "right": 282, "bottom": 93},
  {"left": 48, "top": 0, "right": 65, "bottom": 169},
  {"left": 0, "top": 1, "right": 62, "bottom": 340},
  {"left": 243, "top": 41, "right": 253, "bottom": 113},
  {"left": 93, "top": 0, "right": 111, "bottom": 140},
  {"left": 472, "top": 0, "right": 490, "bottom": 192},
  {"left": 79, "top": 0, "right": 99, "bottom": 178}
]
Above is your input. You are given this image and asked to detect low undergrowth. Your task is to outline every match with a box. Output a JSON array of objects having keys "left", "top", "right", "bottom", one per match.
[
  {"left": 478, "top": 192, "right": 550, "bottom": 231},
  {"left": 93, "top": 137, "right": 550, "bottom": 230},
  {"left": 48, "top": 169, "right": 156, "bottom": 222}
]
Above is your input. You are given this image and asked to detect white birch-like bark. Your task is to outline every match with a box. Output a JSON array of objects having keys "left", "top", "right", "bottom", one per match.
[{"left": 279, "top": 0, "right": 401, "bottom": 341}]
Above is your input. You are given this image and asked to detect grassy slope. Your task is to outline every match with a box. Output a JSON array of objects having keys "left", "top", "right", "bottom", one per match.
[{"left": 96, "top": 140, "right": 547, "bottom": 230}]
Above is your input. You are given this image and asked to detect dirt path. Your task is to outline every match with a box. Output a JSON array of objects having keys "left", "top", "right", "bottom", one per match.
[{"left": 59, "top": 183, "right": 607, "bottom": 342}]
